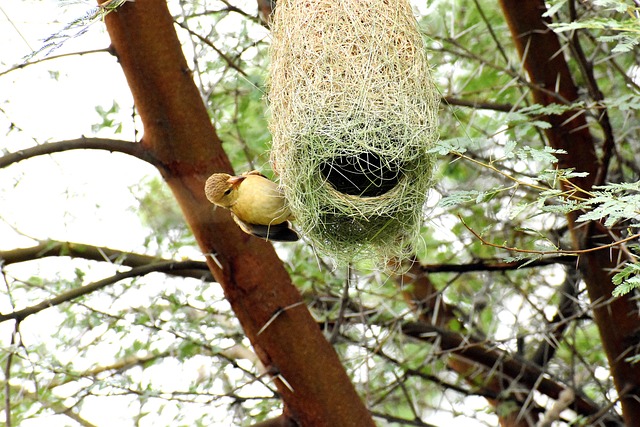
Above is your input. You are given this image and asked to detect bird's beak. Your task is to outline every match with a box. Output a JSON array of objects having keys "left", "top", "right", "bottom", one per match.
[{"left": 227, "top": 175, "right": 246, "bottom": 188}]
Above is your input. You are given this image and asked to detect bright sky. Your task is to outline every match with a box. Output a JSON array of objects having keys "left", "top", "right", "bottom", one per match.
[
  {"left": 0, "top": 3, "right": 217, "bottom": 426},
  {"left": 0, "top": 1, "right": 152, "bottom": 251}
]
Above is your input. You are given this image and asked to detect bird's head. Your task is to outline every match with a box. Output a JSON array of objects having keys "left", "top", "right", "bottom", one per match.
[{"left": 204, "top": 173, "right": 246, "bottom": 208}]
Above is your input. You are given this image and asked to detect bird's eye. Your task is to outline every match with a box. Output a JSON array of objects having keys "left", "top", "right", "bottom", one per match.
[{"left": 223, "top": 189, "right": 232, "bottom": 196}]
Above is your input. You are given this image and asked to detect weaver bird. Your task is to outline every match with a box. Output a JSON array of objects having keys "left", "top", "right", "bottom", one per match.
[{"left": 204, "top": 170, "right": 299, "bottom": 242}]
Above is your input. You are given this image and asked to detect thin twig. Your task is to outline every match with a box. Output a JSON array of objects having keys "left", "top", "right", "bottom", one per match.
[
  {"left": 460, "top": 215, "right": 640, "bottom": 256},
  {"left": 4, "top": 321, "right": 19, "bottom": 427},
  {"left": 0, "top": 137, "right": 153, "bottom": 169},
  {"left": 0, "top": 48, "right": 110, "bottom": 78},
  {"left": 329, "top": 264, "right": 352, "bottom": 345},
  {"left": 175, "top": 21, "right": 248, "bottom": 77},
  {"left": 567, "top": 0, "right": 616, "bottom": 187},
  {"left": 0, "top": 260, "right": 206, "bottom": 323}
]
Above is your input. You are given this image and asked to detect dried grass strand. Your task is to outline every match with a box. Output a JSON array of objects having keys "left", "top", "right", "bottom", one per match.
[{"left": 268, "top": 0, "right": 439, "bottom": 264}]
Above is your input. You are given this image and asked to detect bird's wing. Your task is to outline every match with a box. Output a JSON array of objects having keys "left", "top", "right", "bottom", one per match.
[
  {"left": 231, "top": 213, "right": 299, "bottom": 242},
  {"left": 243, "top": 170, "right": 268, "bottom": 178}
]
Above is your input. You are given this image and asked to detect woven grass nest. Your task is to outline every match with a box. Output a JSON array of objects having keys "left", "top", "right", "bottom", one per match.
[{"left": 268, "top": 0, "right": 439, "bottom": 264}]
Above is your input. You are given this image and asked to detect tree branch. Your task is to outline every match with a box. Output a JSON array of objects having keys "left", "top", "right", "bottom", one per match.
[
  {"left": 320, "top": 292, "right": 613, "bottom": 422},
  {"left": 395, "top": 261, "right": 612, "bottom": 423},
  {"left": 370, "top": 410, "right": 438, "bottom": 427},
  {"left": 441, "top": 95, "right": 515, "bottom": 113},
  {"left": 99, "top": 1, "right": 375, "bottom": 424},
  {"left": 0, "top": 240, "right": 212, "bottom": 281},
  {"left": 530, "top": 268, "right": 580, "bottom": 367},
  {"left": 420, "top": 255, "right": 574, "bottom": 273},
  {"left": 461, "top": 215, "right": 640, "bottom": 256},
  {"left": 0, "top": 48, "right": 111, "bottom": 78},
  {"left": 499, "top": 2, "right": 640, "bottom": 423},
  {"left": 175, "top": 21, "right": 248, "bottom": 77},
  {"left": 566, "top": 0, "right": 616, "bottom": 187},
  {"left": 249, "top": 415, "right": 298, "bottom": 427},
  {"left": 0, "top": 260, "right": 205, "bottom": 324},
  {"left": 401, "top": 321, "right": 611, "bottom": 422},
  {"left": 5, "top": 381, "right": 99, "bottom": 427},
  {"left": 0, "top": 137, "right": 154, "bottom": 169}
]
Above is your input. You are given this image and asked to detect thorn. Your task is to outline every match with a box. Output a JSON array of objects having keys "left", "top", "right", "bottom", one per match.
[
  {"left": 276, "top": 373, "right": 295, "bottom": 393},
  {"left": 205, "top": 252, "right": 223, "bottom": 270},
  {"left": 257, "top": 301, "right": 306, "bottom": 336}
]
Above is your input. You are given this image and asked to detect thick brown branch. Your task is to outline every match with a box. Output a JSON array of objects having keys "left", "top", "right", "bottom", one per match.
[
  {"left": 0, "top": 240, "right": 212, "bottom": 281},
  {"left": 0, "top": 260, "right": 205, "bottom": 324},
  {"left": 0, "top": 137, "right": 153, "bottom": 169},
  {"left": 442, "top": 95, "right": 515, "bottom": 113},
  {"left": 401, "top": 321, "right": 613, "bottom": 423},
  {"left": 99, "top": 0, "right": 374, "bottom": 425},
  {"left": 420, "top": 255, "right": 573, "bottom": 273}
]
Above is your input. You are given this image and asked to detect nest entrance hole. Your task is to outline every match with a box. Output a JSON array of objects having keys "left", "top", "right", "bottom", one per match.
[{"left": 320, "top": 151, "right": 401, "bottom": 197}]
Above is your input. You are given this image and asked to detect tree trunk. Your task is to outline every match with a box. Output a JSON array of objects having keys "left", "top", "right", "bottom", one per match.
[
  {"left": 98, "top": 0, "right": 375, "bottom": 425},
  {"left": 499, "top": 0, "right": 640, "bottom": 423}
]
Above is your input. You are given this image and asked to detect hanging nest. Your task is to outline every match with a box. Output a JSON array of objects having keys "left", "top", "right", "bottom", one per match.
[{"left": 268, "top": 0, "right": 439, "bottom": 264}]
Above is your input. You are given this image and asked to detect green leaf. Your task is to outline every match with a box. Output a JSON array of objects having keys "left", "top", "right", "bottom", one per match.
[
  {"left": 542, "top": 0, "right": 568, "bottom": 18},
  {"left": 514, "top": 146, "right": 565, "bottom": 165},
  {"left": 428, "top": 138, "right": 468, "bottom": 155},
  {"left": 576, "top": 181, "right": 640, "bottom": 226},
  {"left": 605, "top": 94, "right": 640, "bottom": 111},
  {"left": 612, "top": 263, "right": 640, "bottom": 296},
  {"left": 439, "top": 190, "right": 480, "bottom": 207}
]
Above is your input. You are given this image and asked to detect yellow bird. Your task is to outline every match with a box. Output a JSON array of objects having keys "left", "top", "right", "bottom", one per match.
[{"left": 204, "top": 170, "right": 299, "bottom": 242}]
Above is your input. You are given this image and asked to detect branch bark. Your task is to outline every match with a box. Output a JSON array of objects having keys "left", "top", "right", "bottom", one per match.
[
  {"left": 0, "top": 137, "right": 152, "bottom": 169},
  {"left": 401, "top": 321, "right": 610, "bottom": 423},
  {"left": 97, "top": 0, "right": 374, "bottom": 425},
  {"left": 396, "top": 262, "right": 611, "bottom": 425},
  {"left": 420, "top": 255, "right": 573, "bottom": 273},
  {"left": 499, "top": 1, "right": 640, "bottom": 423},
  {"left": 0, "top": 240, "right": 212, "bottom": 281},
  {"left": 0, "top": 48, "right": 110, "bottom": 78},
  {"left": 0, "top": 260, "right": 204, "bottom": 323}
]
